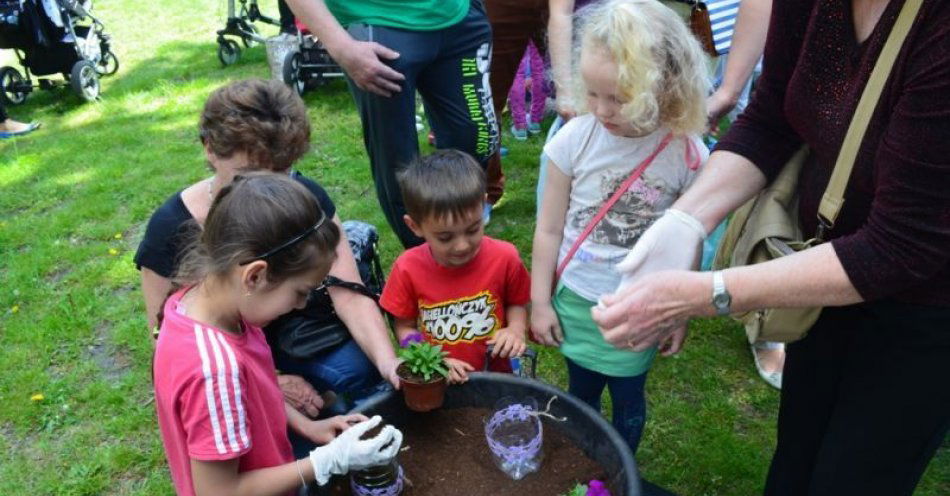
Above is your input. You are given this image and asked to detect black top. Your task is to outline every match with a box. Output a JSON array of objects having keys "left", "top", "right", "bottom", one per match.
[
  {"left": 134, "top": 171, "right": 337, "bottom": 278},
  {"left": 717, "top": 0, "right": 950, "bottom": 305}
]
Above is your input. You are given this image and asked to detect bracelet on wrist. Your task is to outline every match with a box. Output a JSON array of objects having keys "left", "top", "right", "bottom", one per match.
[{"left": 296, "top": 459, "right": 308, "bottom": 490}]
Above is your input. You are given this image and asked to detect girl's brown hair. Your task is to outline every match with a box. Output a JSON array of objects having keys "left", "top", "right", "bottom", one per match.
[
  {"left": 199, "top": 79, "right": 311, "bottom": 172},
  {"left": 174, "top": 172, "right": 340, "bottom": 289}
]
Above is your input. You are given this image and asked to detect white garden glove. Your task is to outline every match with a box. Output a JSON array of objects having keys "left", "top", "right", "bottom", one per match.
[
  {"left": 309, "top": 415, "right": 403, "bottom": 485},
  {"left": 616, "top": 209, "right": 707, "bottom": 291}
]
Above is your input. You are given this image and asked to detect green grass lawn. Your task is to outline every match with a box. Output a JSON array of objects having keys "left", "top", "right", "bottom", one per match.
[{"left": 0, "top": 0, "right": 946, "bottom": 494}]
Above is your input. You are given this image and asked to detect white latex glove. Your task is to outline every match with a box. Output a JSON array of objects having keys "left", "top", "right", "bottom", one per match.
[
  {"left": 616, "top": 209, "right": 707, "bottom": 291},
  {"left": 309, "top": 415, "right": 403, "bottom": 485}
]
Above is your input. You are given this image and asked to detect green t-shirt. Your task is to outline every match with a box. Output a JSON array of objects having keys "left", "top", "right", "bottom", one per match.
[{"left": 325, "top": 0, "right": 469, "bottom": 31}]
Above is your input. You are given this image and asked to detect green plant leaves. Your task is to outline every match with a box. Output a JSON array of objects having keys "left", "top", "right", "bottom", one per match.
[{"left": 397, "top": 341, "right": 449, "bottom": 381}]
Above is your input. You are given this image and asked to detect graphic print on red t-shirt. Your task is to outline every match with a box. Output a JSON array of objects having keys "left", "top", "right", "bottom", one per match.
[{"left": 420, "top": 290, "right": 498, "bottom": 343}]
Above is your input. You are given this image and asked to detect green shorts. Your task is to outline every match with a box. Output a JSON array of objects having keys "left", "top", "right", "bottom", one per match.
[{"left": 553, "top": 283, "right": 656, "bottom": 377}]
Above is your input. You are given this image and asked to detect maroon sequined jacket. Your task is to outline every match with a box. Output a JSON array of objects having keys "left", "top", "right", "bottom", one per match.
[{"left": 717, "top": 0, "right": 950, "bottom": 305}]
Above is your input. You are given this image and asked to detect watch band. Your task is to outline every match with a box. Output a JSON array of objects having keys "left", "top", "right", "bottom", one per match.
[{"left": 712, "top": 270, "right": 731, "bottom": 316}]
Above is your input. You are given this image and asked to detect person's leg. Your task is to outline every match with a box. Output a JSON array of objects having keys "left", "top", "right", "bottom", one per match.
[
  {"left": 416, "top": 2, "right": 499, "bottom": 167},
  {"left": 508, "top": 55, "right": 528, "bottom": 132},
  {"left": 606, "top": 372, "right": 648, "bottom": 456},
  {"left": 276, "top": 0, "right": 296, "bottom": 34},
  {"left": 802, "top": 302, "right": 950, "bottom": 496},
  {"left": 527, "top": 42, "right": 547, "bottom": 128},
  {"left": 482, "top": 0, "right": 549, "bottom": 204},
  {"left": 345, "top": 24, "right": 436, "bottom": 248},
  {"left": 565, "top": 357, "right": 609, "bottom": 414},
  {"left": 763, "top": 306, "right": 852, "bottom": 496},
  {"left": 764, "top": 303, "right": 950, "bottom": 496}
]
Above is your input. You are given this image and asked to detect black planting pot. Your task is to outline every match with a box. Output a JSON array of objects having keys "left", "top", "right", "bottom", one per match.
[{"left": 349, "top": 372, "right": 642, "bottom": 496}]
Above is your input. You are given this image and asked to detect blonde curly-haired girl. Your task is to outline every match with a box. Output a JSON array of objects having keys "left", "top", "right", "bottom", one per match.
[{"left": 530, "top": 0, "right": 709, "bottom": 454}]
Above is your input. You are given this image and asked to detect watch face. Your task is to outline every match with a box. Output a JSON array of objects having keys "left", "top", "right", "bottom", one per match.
[{"left": 713, "top": 292, "right": 731, "bottom": 308}]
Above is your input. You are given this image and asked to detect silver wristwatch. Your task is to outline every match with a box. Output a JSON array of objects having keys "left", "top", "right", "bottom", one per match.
[{"left": 712, "top": 271, "right": 732, "bottom": 316}]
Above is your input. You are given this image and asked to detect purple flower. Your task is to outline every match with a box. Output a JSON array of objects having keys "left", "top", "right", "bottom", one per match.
[
  {"left": 399, "top": 332, "right": 424, "bottom": 348},
  {"left": 586, "top": 479, "right": 610, "bottom": 496}
]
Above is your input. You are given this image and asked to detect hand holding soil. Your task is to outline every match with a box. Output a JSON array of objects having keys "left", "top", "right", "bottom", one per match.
[{"left": 309, "top": 415, "right": 404, "bottom": 485}]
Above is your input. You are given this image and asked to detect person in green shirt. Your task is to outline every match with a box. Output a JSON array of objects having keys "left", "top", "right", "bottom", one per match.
[{"left": 285, "top": 0, "right": 500, "bottom": 248}]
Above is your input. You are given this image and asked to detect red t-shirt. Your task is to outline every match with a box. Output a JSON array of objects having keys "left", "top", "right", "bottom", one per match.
[
  {"left": 153, "top": 288, "right": 294, "bottom": 496},
  {"left": 381, "top": 237, "right": 531, "bottom": 372}
]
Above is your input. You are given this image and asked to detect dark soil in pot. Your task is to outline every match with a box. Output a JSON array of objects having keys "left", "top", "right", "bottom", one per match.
[{"left": 331, "top": 407, "right": 609, "bottom": 495}]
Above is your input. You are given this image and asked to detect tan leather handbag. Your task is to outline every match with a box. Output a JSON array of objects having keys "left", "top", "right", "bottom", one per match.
[{"left": 712, "top": 0, "right": 923, "bottom": 343}]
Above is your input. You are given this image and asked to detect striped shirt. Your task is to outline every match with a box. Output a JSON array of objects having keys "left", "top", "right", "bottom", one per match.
[
  {"left": 154, "top": 288, "right": 293, "bottom": 496},
  {"left": 707, "top": 0, "right": 740, "bottom": 55}
]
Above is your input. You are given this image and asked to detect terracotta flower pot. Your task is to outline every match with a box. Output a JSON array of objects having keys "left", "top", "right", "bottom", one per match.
[{"left": 397, "top": 362, "right": 447, "bottom": 412}]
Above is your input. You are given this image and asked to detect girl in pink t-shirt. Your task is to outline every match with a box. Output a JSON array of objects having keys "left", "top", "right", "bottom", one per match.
[{"left": 153, "top": 173, "right": 402, "bottom": 496}]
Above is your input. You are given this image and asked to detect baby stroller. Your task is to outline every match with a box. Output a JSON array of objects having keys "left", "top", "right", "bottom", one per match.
[
  {"left": 0, "top": 0, "right": 117, "bottom": 104},
  {"left": 280, "top": 19, "right": 344, "bottom": 96},
  {"left": 216, "top": 0, "right": 278, "bottom": 66}
]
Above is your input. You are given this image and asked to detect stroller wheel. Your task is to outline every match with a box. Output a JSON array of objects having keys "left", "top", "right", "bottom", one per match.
[
  {"left": 218, "top": 39, "right": 241, "bottom": 66},
  {"left": 70, "top": 60, "right": 100, "bottom": 102},
  {"left": 0, "top": 67, "right": 28, "bottom": 105},
  {"left": 282, "top": 52, "right": 305, "bottom": 96},
  {"left": 97, "top": 51, "right": 120, "bottom": 76},
  {"left": 241, "top": 22, "right": 259, "bottom": 48}
]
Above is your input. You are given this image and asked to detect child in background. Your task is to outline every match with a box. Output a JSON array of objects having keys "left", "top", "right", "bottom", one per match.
[
  {"left": 153, "top": 173, "right": 401, "bottom": 496},
  {"left": 530, "top": 0, "right": 709, "bottom": 454},
  {"left": 508, "top": 40, "right": 548, "bottom": 140},
  {"left": 380, "top": 149, "right": 531, "bottom": 383}
]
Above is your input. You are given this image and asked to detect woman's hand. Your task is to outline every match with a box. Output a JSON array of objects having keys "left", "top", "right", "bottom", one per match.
[
  {"left": 278, "top": 374, "right": 324, "bottom": 418},
  {"left": 593, "top": 270, "right": 710, "bottom": 352},
  {"left": 706, "top": 89, "right": 740, "bottom": 135},
  {"left": 445, "top": 358, "right": 475, "bottom": 384},
  {"left": 377, "top": 356, "right": 402, "bottom": 390},
  {"left": 530, "top": 301, "right": 563, "bottom": 346},
  {"left": 616, "top": 209, "right": 706, "bottom": 291},
  {"left": 302, "top": 414, "right": 368, "bottom": 445}
]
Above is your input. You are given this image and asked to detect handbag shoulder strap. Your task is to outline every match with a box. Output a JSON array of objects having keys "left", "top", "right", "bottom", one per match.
[
  {"left": 817, "top": 0, "right": 923, "bottom": 236},
  {"left": 554, "top": 132, "right": 675, "bottom": 284},
  {"left": 322, "top": 275, "right": 380, "bottom": 303}
]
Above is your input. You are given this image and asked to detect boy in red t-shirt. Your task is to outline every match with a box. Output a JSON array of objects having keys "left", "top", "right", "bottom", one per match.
[{"left": 380, "top": 150, "right": 531, "bottom": 383}]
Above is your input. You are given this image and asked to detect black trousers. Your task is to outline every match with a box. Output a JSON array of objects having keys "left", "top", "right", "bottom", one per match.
[
  {"left": 0, "top": 102, "right": 7, "bottom": 122},
  {"left": 765, "top": 300, "right": 950, "bottom": 496},
  {"left": 345, "top": 1, "right": 499, "bottom": 248}
]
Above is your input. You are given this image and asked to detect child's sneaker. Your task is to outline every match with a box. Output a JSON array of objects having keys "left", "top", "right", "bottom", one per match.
[
  {"left": 528, "top": 121, "right": 542, "bottom": 135},
  {"left": 510, "top": 125, "right": 528, "bottom": 141}
]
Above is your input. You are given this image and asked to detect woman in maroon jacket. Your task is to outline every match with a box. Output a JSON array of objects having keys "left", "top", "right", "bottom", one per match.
[{"left": 593, "top": 1, "right": 949, "bottom": 495}]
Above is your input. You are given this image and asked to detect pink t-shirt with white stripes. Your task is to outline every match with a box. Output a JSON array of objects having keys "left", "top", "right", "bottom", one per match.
[{"left": 153, "top": 288, "right": 293, "bottom": 496}]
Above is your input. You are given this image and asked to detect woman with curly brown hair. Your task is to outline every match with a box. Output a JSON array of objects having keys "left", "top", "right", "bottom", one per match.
[{"left": 135, "top": 79, "right": 400, "bottom": 428}]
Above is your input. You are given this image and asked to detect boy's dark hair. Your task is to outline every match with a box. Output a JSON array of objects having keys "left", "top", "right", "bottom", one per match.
[
  {"left": 175, "top": 172, "right": 340, "bottom": 287},
  {"left": 398, "top": 149, "right": 486, "bottom": 223},
  {"left": 198, "top": 79, "right": 310, "bottom": 172}
]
